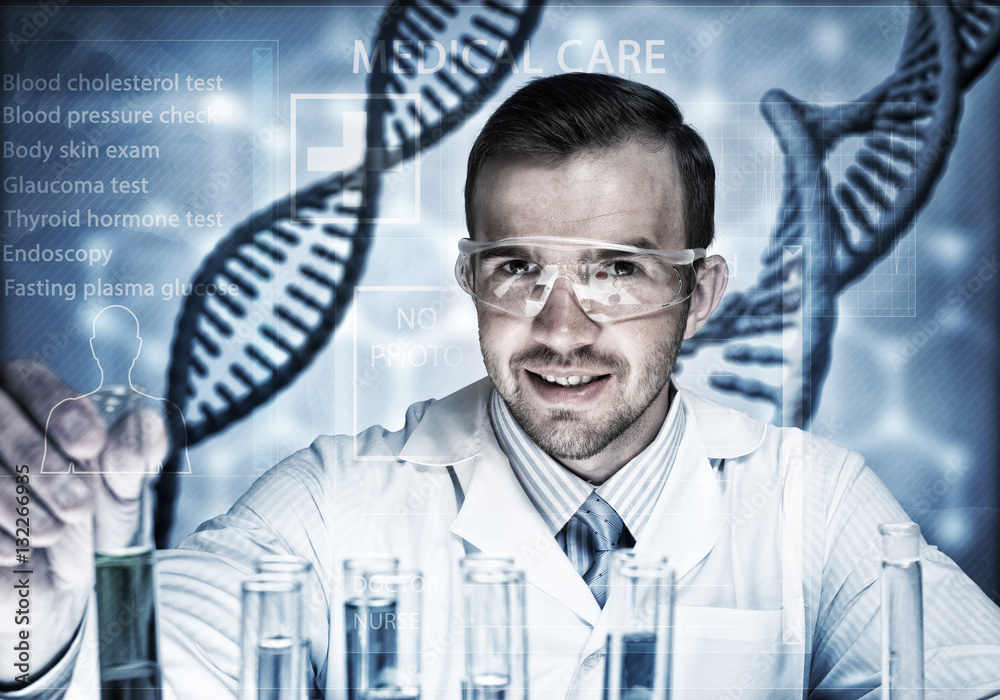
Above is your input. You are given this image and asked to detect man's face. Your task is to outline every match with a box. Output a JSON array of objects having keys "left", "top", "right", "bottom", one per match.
[{"left": 472, "top": 142, "right": 696, "bottom": 480}]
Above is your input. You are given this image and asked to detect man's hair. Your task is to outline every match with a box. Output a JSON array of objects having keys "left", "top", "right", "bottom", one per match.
[{"left": 465, "top": 73, "right": 715, "bottom": 250}]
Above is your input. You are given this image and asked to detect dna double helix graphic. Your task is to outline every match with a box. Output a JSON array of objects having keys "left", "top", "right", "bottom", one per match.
[
  {"left": 155, "top": 0, "right": 546, "bottom": 545},
  {"left": 679, "top": 1, "right": 1000, "bottom": 428}
]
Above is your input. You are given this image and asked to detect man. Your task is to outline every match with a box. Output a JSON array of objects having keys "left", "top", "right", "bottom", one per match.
[{"left": 2, "top": 73, "right": 999, "bottom": 699}]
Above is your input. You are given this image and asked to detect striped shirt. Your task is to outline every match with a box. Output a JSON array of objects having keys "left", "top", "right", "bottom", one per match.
[{"left": 488, "top": 386, "right": 686, "bottom": 576}]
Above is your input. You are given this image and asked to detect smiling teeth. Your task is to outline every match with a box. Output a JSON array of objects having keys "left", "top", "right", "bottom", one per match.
[{"left": 541, "top": 374, "right": 594, "bottom": 386}]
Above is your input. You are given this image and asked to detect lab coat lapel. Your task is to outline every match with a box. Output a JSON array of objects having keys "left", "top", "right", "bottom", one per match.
[
  {"left": 396, "top": 378, "right": 601, "bottom": 626},
  {"left": 634, "top": 387, "right": 764, "bottom": 580},
  {"left": 580, "top": 392, "right": 729, "bottom": 659},
  {"left": 396, "top": 378, "right": 493, "bottom": 466},
  {"left": 634, "top": 406, "right": 725, "bottom": 582},
  {"left": 450, "top": 430, "right": 603, "bottom": 626}
]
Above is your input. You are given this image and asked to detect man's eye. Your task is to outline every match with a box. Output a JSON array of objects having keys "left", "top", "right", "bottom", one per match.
[
  {"left": 608, "top": 260, "right": 637, "bottom": 276},
  {"left": 500, "top": 259, "right": 536, "bottom": 275}
]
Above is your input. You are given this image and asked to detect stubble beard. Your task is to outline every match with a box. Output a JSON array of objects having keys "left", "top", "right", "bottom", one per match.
[{"left": 480, "top": 319, "right": 687, "bottom": 461}]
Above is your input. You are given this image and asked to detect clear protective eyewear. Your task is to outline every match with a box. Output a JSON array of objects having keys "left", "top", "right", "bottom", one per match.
[{"left": 455, "top": 237, "right": 706, "bottom": 322}]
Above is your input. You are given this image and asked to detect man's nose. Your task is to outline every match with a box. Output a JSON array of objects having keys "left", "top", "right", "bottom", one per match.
[{"left": 531, "top": 277, "right": 601, "bottom": 352}]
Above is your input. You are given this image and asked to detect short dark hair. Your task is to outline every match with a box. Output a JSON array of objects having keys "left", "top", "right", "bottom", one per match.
[{"left": 465, "top": 73, "right": 715, "bottom": 250}]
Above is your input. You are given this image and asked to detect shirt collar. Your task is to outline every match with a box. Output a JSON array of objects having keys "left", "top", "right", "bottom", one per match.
[{"left": 488, "top": 383, "right": 686, "bottom": 541}]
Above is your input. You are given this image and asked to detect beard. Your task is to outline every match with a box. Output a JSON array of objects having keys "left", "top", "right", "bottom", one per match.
[{"left": 480, "top": 316, "right": 687, "bottom": 461}]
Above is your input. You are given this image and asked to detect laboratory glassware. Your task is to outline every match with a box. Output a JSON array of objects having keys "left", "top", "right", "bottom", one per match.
[
  {"left": 603, "top": 550, "right": 674, "bottom": 700},
  {"left": 880, "top": 522, "right": 924, "bottom": 700}
]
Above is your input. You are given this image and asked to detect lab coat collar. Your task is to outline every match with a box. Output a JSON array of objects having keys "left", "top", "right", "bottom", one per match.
[
  {"left": 682, "top": 387, "right": 767, "bottom": 459},
  {"left": 396, "top": 377, "right": 495, "bottom": 466}
]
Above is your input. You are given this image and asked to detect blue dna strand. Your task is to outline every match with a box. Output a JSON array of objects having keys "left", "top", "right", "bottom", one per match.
[
  {"left": 678, "top": 1, "right": 1000, "bottom": 429},
  {"left": 155, "top": 0, "right": 546, "bottom": 545}
]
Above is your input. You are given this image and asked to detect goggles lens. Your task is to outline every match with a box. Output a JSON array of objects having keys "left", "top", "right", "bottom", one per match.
[{"left": 456, "top": 237, "right": 705, "bottom": 322}]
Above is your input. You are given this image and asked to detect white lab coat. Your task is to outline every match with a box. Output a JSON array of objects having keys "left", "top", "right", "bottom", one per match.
[
  {"left": 153, "top": 377, "right": 816, "bottom": 699},
  {"left": 326, "top": 377, "right": 809, "bottom": 700},
  {"left": 20, "top": 378, "right": 1000, "bottom": 700}
]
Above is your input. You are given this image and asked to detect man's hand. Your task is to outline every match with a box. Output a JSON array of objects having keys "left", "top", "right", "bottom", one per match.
[{"left": 0, "top": 359, "right": 168, "bottom": 685}]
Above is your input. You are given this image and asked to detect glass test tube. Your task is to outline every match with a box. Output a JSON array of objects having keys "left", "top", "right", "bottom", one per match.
[
  {"left": 241, "top": 575, "right": 304, "bottom": 700},
  {"left": 462, "top": 559, "right": 528, "bottom": 700},
  {"left": 344, "top": 556, "right": 401, "bottom": 700},
  {"left": 359, "top": 570, "right": 423, "bottom": 700},
  {"left": 90, "top": 386, "right": 169, "bottom": 699},
  {"left": 460, "top": 555, "right": 515, "bottom": 573},
  {"left": 603, "top": 550, "right": 674, "bottom": 700},
  {"left": 880, "top": 523, "right": 924, "bottom": 700},
  {"left": 94, "top": 478, "right": 161, "bottom": 700},
  {"left": 256, "top": 556, "right": 314, "bottom": 697},
  {"left": 459, "top": 556, "right": 515, "bottom": 700}
]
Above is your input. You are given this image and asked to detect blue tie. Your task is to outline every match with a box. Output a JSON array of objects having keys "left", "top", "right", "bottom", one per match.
[{"left": 571, "top": 491, "right": 634, "bottom": 607}]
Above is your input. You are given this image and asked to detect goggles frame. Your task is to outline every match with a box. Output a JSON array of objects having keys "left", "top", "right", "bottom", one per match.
[{"left": 455, "top": 236, "right": 707, "bottom": 321}]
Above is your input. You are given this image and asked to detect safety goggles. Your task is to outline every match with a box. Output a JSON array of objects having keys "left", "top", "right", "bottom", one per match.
[{"left": 455, "top": 236, "right": 706, "bottom": 322}]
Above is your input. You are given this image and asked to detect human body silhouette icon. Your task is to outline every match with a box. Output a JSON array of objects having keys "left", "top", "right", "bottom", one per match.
[{"left": 41, "top": 305, "right": 191, "bottom": 476}]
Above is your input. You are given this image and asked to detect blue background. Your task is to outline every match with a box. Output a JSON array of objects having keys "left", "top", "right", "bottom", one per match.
[{"left": 2, "top": 2, "right": 997, "bottom": 599}]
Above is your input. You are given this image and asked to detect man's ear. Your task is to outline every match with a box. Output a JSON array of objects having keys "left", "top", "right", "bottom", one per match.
[{"left": 684, "top": 254, "right": 728, "bottom": 339}]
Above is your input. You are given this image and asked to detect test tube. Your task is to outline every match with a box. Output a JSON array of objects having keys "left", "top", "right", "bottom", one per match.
[
  {"left": 256, "top": 556, "right": 315, "bottom": 697},
  {"left": 459, "top": 556, "right": 515, "bottom": 699},
  {"left": 462, "top": 560, "right": 528, "bottom": 700},
  {"left": 880, "top": 522, "right": 924, "bottom": 700},
  {"left": 241, "top": 575, "right": 304, "bottom": 700},
  {"left": 344, "top": 556, "right": 401, "bottom": 700},
  {"left": 94, "top": 478, "right": 161, "bottom": 700},
  {"left": 603, "top": 550, "right": 673, "bottom": 700},
  {"left": 359, "top": 570, "right": 424, "bottom": 700}
]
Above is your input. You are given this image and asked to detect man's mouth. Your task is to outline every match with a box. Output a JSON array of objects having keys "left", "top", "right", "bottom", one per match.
[
  {"left": 524, "top": 370, "right": 611, "bottom": 393},
  {"left": 538, "top": 374, "right": 596, "bottom": 387}
]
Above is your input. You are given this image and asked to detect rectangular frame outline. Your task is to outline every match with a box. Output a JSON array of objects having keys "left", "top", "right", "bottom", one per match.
[
  {"left": 352, "top": 285, "right": 460, "bottom": 462},
  {"left": 290, "top": 93, "right": 422, "bottom": 225}
]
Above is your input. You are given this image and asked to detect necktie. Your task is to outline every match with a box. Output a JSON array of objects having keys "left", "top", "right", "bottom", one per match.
[{"left": 570, "top": 491, "right": 634, "bottom": 607}]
